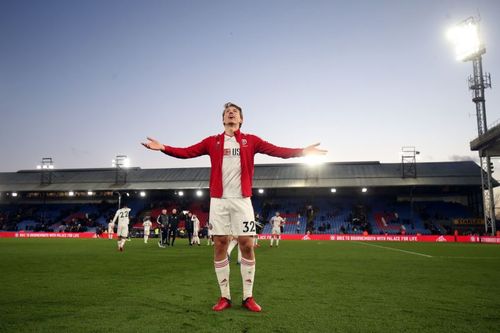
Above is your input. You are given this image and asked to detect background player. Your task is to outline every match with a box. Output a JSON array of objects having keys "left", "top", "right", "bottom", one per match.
[
  {"left": 142, "top": 215, "right": 152, "bottom": 244},
  {"left": 107, "top": 220, "right": 115, "bottom": 240},
  {"left": 191, "top": 213, "right": 201, "bottom": 246},
  {"left": 227, "top": 235, "right": 242, "bottom": 265},
  {"left": 270, "top": 211, "right": 285, "bottom": 247},
  {"left": 157, "top": 209, "right": 169, "bottom": 248},
  {"left": 254, "top": 213, "right": 264, "bottom": 248},
  {"left": 111, "top": 204, "right": 131, "bottom": 252}
]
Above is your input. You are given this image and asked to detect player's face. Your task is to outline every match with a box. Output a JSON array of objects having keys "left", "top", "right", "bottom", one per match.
[
  {"left": 172, "top": 209, "right": 177, "bottom": 214},
  {"left": 162, "top": 209, "right": 166, "bottom": 214},
  {"left": 223, "top": 106, "right": 242, "bottom": 128}
]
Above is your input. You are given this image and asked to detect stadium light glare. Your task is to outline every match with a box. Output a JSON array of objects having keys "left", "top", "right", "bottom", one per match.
[
  {"left": 303, "top": 155, "right": 325, "bottom": 166},
  {"left": 447, "top": 17, "right": 484, "bottom": 61},
  {"left": 196, "top": 190, "right": 203, "bottom": 197},
  {"left": 36, "top": 165, "right": 42, "bottom": 169},
  {"left": 178, "top": 191, "right": 184, "bottom": 197},
  {"left": 330, "top": 188, "right": 337, "bottom": 193},
  {"left": 139, "top": 191, "right": 146, "bottom": 197},
  {"left": 12, "top": 192, "right": 18, "bottom": 197},
  {"left": 258, "top": 188, "right": 264, "bottom": 194},
  {"left": 361, "top": 187, "right": 368, "bottom": 193},
  {"left": 87, "top": 191, "right": 94, "bottom": 196},
  {"left": 68, "top": 191, "right": 75, "bottom": 196}
]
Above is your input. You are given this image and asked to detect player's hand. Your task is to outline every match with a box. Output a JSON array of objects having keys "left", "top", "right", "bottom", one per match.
[
  {"left": 141, "top": 137, "right": 163, "bottom": 151},
  {"left": 303, "top": 143, "right": 327, "bottom": 156}
]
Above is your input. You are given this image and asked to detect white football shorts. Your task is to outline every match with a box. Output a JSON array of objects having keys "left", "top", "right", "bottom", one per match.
[
  {"left": 117, "top": 223, "right": 129, "bottom": 238},
  {"left": 209, "top": 197, "right": 256, "bottom": 236}
]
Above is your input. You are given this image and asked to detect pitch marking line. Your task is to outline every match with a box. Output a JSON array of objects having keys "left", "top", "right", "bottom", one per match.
[{"left": 354, "top": 241, "right": 433, "bottom": 258}]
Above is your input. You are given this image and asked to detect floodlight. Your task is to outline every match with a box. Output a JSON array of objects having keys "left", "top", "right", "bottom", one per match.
[
  {"left": 68, "top": 191, "right": 75, "bottom": 196},
  {"left": 330, "top": 188, "right": 337, "bottom": 193},
  {"left": 140, "top": 191, "right": 146, "bottom": 197},
  {"left": 113, "top": 155, "right": 130, "bottom": 168},
  {"left": 178, "top": 191, "right": 184, "bottom": 197},
  {"left": 12, "top": 192, "right": 18, "bottom": 197},
  {"left": 361, "top": 188, "right": 368, "bottom": 193},
  {"left": 38, "top": 157, "right": 54, "bottom": 170},
  {"left": 447, "top": 17, "right": 485, "bottom": 61},
  {"left": 258, "top": 188, "right": 264, "bottom": 194},
  {"left": 87, "top": 191, "right": 94, "bottom": 196},
  {"left": 196, "top": 190, "right": 203, "bottom": 197}
]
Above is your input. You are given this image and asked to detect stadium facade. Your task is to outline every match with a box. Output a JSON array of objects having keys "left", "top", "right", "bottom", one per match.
[{"left": 0, "top": 160, "right": 486, "bottom": 210}]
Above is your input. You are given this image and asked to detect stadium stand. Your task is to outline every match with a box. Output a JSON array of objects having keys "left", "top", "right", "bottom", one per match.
[{"left": 0, "top": 161, "right": 494, "bottom": 235}]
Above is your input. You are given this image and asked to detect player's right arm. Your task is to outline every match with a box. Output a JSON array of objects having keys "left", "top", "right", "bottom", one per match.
[{"left": 141, "top": 137, "right": 209, "bottom": 159}]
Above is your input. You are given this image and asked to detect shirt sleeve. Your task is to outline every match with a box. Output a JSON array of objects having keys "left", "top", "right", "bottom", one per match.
[
  {"left": 161, "top": 137, "right": 210, "bottom": 159},
  {"left": 253, "top": 135, "right": 304, "bottom": 158}
]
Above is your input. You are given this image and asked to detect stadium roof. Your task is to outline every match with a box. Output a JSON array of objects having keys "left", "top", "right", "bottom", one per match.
[
  {"left": 0, "top": 161, "right": 487, "bottom": 192},
  {"left": 470, "top": 121, "right": 500, "bottom": 157}
]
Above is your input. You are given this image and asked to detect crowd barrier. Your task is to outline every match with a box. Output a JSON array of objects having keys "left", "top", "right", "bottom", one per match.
[{"left": 0, "top": 232, "right": 499, "bottom": 243}]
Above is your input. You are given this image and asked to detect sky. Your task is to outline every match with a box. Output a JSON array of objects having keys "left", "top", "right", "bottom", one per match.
[{"left": 1, "top": 0, "right": 500, "bottom": 172}]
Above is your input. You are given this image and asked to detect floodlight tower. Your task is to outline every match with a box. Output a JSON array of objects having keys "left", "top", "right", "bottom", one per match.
[
  {"left": 401, "top": 146, "right": 420, "bottom": 178},
  {"left": 37, "top": 157, "right": 54, "bottom": 185},
  {"left": 448, "top": 17, "right": 495, "bottom": 234},
  {"left": 112, "top": 155, "right": 129, "bottom": 184}
]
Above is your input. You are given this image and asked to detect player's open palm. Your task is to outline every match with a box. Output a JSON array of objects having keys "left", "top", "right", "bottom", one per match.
[
  {"left": 303, "top": 143, "right": 327, "bottom": 156},
  {"left": 142, "top": 137, "right": 163, "bottom": 151}
]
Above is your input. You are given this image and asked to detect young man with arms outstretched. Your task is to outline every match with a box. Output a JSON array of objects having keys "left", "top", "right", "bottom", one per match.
[{"left": 142, "top": 102, "right": 326, "bottom": 312}]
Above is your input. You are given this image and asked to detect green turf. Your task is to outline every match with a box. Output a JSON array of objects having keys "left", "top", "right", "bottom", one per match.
[{"left": 0, "top": 238, "right": 499, "bottom": 333}]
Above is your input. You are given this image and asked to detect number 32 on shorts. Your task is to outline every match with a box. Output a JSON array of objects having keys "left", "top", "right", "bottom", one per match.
[{"left": 242, "top": 221, "right": 256, "bottom": 233}]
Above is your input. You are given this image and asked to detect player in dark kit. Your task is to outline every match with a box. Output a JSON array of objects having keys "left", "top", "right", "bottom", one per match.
[
  {"left": 167, "top": 208, "right": 180, "bottom": 246},
  {"left": 142, "top": 102, "right": 326, "bottom": 312}
]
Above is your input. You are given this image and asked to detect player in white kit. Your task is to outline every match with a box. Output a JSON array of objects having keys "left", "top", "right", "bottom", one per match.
[
  {"left": 111, "top": 204, "right": 131, "bottom": 252},
  {"left": 191, "top": 214, "right": 201, "bottom": 245},
  {"left": 142, "top": 102, "right": 326, "bottom": 312},
  {"left": 227, "top": 235, "right": 242, "bottom": 265},
  {"left": 142, "top": 216, "right": 153, "bottom": 244},
  {"left": 270, "top": 211, "right": 285, "bottom": 247},
  {"left": 107, "top": 221, "right": 115, "bottom": 240},
  {"left": 206, "top": 222, "right": 214, "bottom": 246}
]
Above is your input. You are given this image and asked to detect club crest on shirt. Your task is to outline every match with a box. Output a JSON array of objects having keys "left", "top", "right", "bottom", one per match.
[{"left": 241, "top": 138, "right": 247, "bottom": 146}]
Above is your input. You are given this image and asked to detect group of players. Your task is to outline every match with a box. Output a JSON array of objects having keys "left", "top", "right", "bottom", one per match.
[{"left": 107, "top": 205, "right": 287, "bottom": 252}]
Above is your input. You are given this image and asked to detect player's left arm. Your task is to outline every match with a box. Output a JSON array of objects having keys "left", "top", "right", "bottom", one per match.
[{"left": 254, "top": 136, "right": 327, "bottom": 158}]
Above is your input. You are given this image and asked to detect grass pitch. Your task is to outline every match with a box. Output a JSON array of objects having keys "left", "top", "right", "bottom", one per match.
[{"left": 0, "top": 238, "right": 499, "bottom": 333}]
